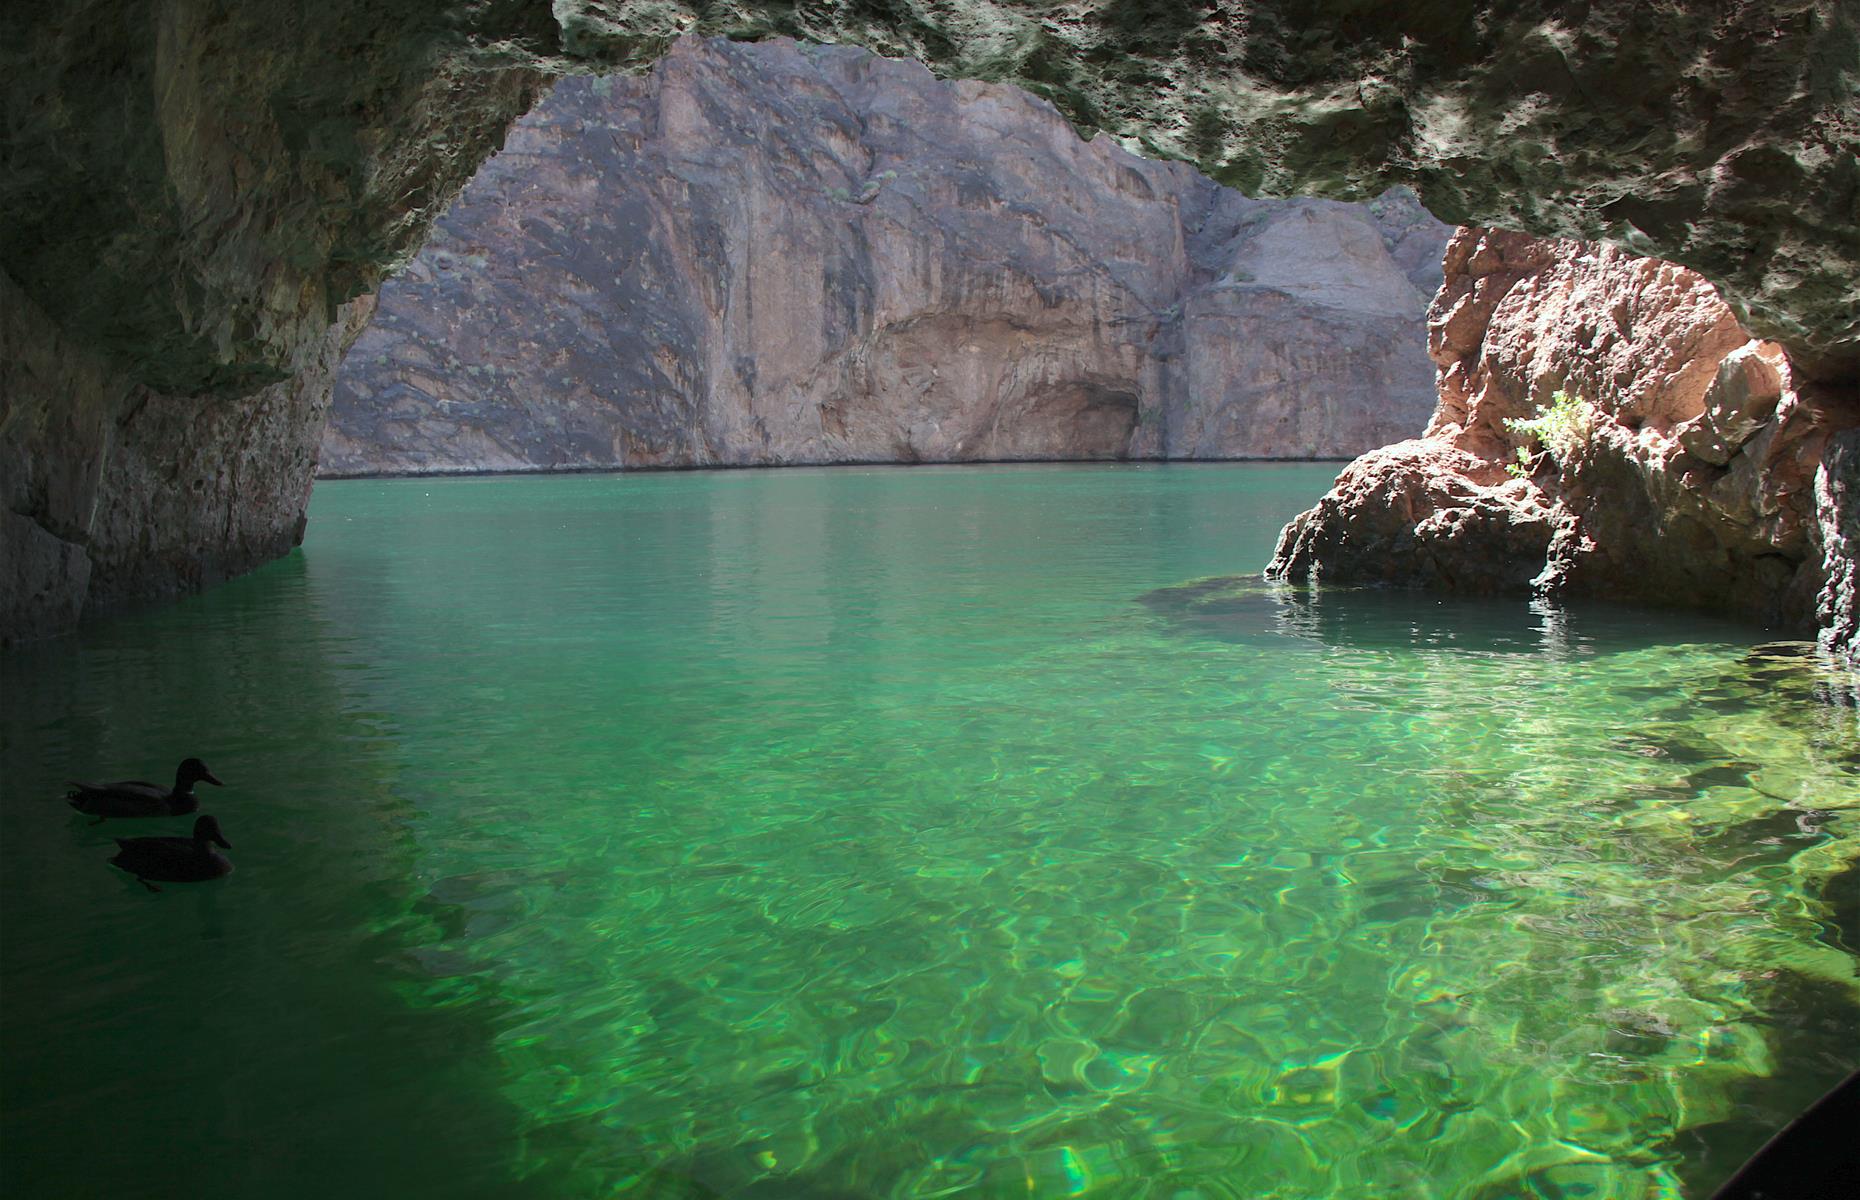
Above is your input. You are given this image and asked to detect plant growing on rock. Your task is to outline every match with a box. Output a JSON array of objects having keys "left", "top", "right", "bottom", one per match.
[{"left": 1504, "top": 390, "right": 1593, "bottom": 477}]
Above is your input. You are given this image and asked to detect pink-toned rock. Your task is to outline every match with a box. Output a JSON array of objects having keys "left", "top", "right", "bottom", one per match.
[
  {"left": 1270, "top": 227, "right": 1855, "bottom": 646},
  {"left": 9, "top": 0, "right": 1859, "bottom": 647},
  {"left": 1269, "top": 439, "right": 1555, "bottom": 594},
  {"left": 1678, "top": 346, "right": 1787, "bottom": 467}
]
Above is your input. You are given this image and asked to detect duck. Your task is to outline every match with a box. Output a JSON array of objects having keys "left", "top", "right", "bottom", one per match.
[
  {"left": 67, "top": 757, "right": 223, "bottom": 821},
  {"left": 109, "top": 815, "right": 234, "bottom": 892}
]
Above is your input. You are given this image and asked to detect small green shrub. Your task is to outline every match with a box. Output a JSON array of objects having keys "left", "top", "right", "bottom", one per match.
[{"left": 1503, "top": 389, "right": 1592, "bottom": 474}]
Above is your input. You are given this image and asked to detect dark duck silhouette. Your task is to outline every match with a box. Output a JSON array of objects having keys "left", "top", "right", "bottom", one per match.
[
  {"left": 109, "top": 815, "right": 234, "bottom": 892},
  {"left": 67, "top": 757, "right": 223, "bottom": 821}
]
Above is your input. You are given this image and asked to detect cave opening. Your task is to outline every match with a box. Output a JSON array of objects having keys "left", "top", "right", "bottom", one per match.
[{"left": 3, "top": 5, "right": 1858, "bottom": 1198}]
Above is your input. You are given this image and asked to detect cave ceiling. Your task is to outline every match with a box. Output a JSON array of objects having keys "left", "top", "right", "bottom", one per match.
[{"left": 4, "top": 1, "right": 1856, "bottom": 392}]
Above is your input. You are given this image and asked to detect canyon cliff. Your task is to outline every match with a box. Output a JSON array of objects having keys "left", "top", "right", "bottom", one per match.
[
  {"left": 321, "top": 39, "right": 1446, "bottom": 476},
  {"left": 3, "top": 2, "right": 1856, "bottom": 649}
]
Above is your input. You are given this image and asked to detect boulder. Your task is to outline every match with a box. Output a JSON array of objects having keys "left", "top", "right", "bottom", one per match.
[
  {"left": 1269, "top": 227, "right": 1848, "bottom": 648},
  {"left": 3, "top": 1, "right": 1856, "bottom": 642}
]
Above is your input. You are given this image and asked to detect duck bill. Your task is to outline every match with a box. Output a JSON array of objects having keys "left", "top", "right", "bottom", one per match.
[
  {"left": 213, "top": 835, "right": 232, "bottom": 849},
  {"left": 203, "top": 771, "right": 224, "bottom": 786}
]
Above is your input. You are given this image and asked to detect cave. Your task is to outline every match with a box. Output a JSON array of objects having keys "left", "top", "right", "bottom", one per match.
[
  {"left": 3, "top": 0, "right": 1857, "bottom": 650},
  {"left": 3, "top": 3, "right": 1858, "bottom": 1195}
]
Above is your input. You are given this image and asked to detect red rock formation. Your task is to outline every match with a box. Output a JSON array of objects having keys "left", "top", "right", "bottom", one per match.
[{"left": 1270, "top": 229, "right": 1854, "bottom": 645}]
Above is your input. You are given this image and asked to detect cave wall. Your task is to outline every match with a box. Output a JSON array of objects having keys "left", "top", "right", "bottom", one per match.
[
  {"left": 322, "top": 38, "right": 1447, "bottom": 476},
  {"left": 547, "top": 2, "right": 1860, "bottom": 372},
  {"left": 3, "top": 1, "right": 1856, "bottom": 645},
  {"left": 0, "top": 271, "right": 374, "bottom": 641},
  {"left": 2, "top": 0, "right": 555, "bottom": 642},
  {"left": 10, "top": 2, "right": 1852, "bottom": 392},
  {"left": 1820, "top": 430, "right": 1860, "bottom": 654}
]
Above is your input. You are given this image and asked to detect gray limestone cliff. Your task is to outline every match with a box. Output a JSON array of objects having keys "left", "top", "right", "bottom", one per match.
[{"left": 320, "top": 39, "right": 1446, "bottom": 476}]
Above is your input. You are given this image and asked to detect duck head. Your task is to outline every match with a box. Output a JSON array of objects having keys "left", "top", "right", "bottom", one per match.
[
  {"left": 192, "top": 815, "right": 232, "bottom": 850},
  {"left": 176, "top": 758, "right": 224, "bottom": 791}
]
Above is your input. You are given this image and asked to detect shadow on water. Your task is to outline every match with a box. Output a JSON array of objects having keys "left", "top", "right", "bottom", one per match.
[
  {"left": 1669, "top": 969, "right": 1860, "bottom": 1198},
  {"left": 1818, "top": 857, "right": 1860, "bottom": 956},
  {"left": 0, "top": 552, "right": 593, "bottom": 1198},
  {"left": 13, "top": 472, "right": 1855, "bottom": 1198},
  {"left": 1135, "top": 574, "right": 1785, "bottom": 658}
]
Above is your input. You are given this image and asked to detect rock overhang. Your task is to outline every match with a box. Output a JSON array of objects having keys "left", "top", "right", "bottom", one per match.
[{"left": 4, "top": 1, "right": 1857, "bottom": 395}]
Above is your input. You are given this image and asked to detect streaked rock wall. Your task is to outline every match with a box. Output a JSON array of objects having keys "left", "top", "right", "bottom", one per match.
[{"left": 322, "top": 39, "right": 1448, "bottom": 476}]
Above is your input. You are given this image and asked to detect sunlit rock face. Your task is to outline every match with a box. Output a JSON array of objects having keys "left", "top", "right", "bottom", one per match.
[
  {"left": 1269, "top": 229, "right": 1850, "bottom": 646},
  {"left": 321, "top": 39, "right": 1446, "bottom": 476},
  {"left": 3, "top": 0, "right": 1856, "bottom": 642},
  {"left": 1820, "top": 432, "right": 1860, "bottom": 655},
  {"left": 554, "top": 0, "right": 1860, "bottom": 376},
  {"left": 7, "top": 2, "right": 1856, "bottom": 391}
]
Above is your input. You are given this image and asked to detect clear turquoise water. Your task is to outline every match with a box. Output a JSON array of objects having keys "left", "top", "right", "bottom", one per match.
[{"left": 2, "top": 463, "right": 1856, "bottom": 1199}]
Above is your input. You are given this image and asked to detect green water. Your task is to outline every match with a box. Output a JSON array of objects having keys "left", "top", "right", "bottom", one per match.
[{"left": 3, "top": 463, "right": 1856, "bottom": 1199}]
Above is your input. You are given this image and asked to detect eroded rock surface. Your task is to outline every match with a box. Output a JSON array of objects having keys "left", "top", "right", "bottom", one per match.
[
  {"left": 321, "top": 39, "right": 1445, "bottom": 475},
  {"left": 1269, "top": 228, "right": 1856, "bottom": 653},
  {"left": 1819, "top": 431, "right": 1860, "bottom": 656},
  {"left": 10, "top": 1, "right": 1853, "bottom": 393},
  {"left": 0, "top": 273, "right": 375, "bottom": 641}
]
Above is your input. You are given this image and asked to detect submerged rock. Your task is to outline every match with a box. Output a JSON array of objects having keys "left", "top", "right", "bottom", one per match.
[{"left": 321, "top": 38, "right": 1446, "bottom": 476}]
